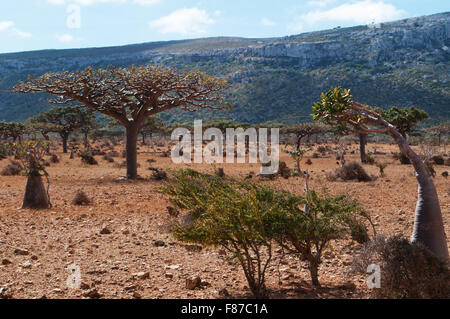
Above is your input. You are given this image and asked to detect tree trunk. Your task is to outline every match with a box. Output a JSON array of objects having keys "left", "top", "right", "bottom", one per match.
[
  {"left": 307, "top": 256, "right": 320, "bottom": 286},
  {"left": 126, "top": 125, "right": 139, "bottom": 179},
  {"left": 22, "top": 175, "right": 49, "bottom": 209},
  {"left": 60, "top": 131, "right": 69, "bottom": 154},
  {"left": 391, "top": 131, "right": 449, "bottom": 262},
  {"left": 141, "top": 132, "right": 146, "bottom": 145},
  {"left": 359, "top": 133, "right": 367, "bottom": 163}
]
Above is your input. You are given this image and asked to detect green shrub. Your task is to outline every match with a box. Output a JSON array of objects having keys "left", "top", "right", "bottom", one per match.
[
  {"left": 160, "top": 169, "right": 275, "bottom": 298},
  {"left": 160, "top": 169, "right": 373, "bottom": 292},
  {"left": 269, "top": 189, "right": 373, "bottom": 286}
]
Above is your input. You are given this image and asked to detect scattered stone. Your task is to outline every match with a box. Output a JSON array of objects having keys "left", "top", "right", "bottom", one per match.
[
  {"left": 132, "top": 272, "right": 150, "bottom": 280},
  {"left": 100, "top": 226, "right": 112, "bottom": 235},
  {"left": 0, "top": 287, "right": 12, "bottom": 299},
  {"left": 14, "top": 248, "right": 29, "bottom": 256},
  {"left": 186, "top": 276, "right": 202, "bottom": 290},
  {"left": 80, "top": 282, "right": 90, "bottom": 290},
  {"left": 165, "top": 264, "right": 181, "bottom": 270},
  {"left": 165, "top": 273, "right": 174, "bottom": 279},
  {"left": 83, "top": 289, "right": 102, "bottom": 299},
  {"left": 1, "top": 259, "right": 12, "bottom": 265},
  {"left": 21, "top": 261, "right": 32, "bottom": 269},
  {"left": 218, "top": 288, "right": 230, "bottom": 298},
  {"left": 153, "top": 240, "right": 165, "bottom": 247},
  {"left": 132, "top": 291, "right": 142, "bottom": 299}
]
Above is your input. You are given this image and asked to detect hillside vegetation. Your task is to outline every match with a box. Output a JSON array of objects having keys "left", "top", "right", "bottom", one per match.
[{"left": 0, "top": 12, "right": 449, "bottom": 124}]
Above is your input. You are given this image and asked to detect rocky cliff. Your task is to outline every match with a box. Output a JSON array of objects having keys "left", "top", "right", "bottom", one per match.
[{"left": 0, "top": 12, "right": 449, "bottom": 123}]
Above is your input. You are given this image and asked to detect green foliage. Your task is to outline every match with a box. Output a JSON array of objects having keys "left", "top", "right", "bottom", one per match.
[
  {"left": 269, "top": 189, "right": 372, "bottom": 286},
  {"left": 160, "top": 169, "right": 373, "bottom": 292},
  {"left": 378, "top": 106, "right": 429, "bottom": 137},
  {"left": 160, "top": 169, "right": 274, "bottom": 298}
]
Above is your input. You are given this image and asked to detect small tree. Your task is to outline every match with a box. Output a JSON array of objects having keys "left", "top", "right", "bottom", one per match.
[
  {"left": 379, "top": 106, "right": 429, "bottom": 139},
  {"left": 427, "top": 122, "right": 449, "bottom": 147},
  {"left": 14, "top": 65, "right": 230, "bottom": 179},
  {"left": 312, "top": 87, "right": 449, "bottom": 262},
  {"left": 29, "top": 106, "right": 95, "bottom": 153},
  {"left": 281, "top": 123, "right": 327, "bottom": 150},
  {"left": 9, "top": 140, "right": 51, "bottom": 209},
  {"left": 269, "top": 189, "right": 372, "bottom": 286},
  {"left": 160, "top": 169, "right": 274, "bottom": 299},
  {"left": 139, "top": 116, "right": 164, "bottom": 146},
  {"left": 0, "top": 122, "right": 25, "bottom": 142}
]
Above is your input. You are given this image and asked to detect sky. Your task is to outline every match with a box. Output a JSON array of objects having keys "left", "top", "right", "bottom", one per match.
[{"left": 0, "top": 0, "right": 449, "bottom": 53}]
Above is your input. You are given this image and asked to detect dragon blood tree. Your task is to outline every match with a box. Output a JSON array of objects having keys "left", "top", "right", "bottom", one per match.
[
  {"left": 312, "top": 87, "right": 448, "bottom": 262},
  {"left": 14, "top": 65, "right": 230, "bottom": 179},
  {"left": 9, "top": 140, "right": 51, "bottom": 209}
]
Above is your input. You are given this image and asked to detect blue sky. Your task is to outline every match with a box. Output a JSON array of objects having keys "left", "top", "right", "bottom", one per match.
[{"left": 0, "top": 0, "right": 449, "bottom": 53}]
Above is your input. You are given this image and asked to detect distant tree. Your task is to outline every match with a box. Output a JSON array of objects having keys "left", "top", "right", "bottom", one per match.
[
  {"left": 313, "top": 87, "right": 448, "bottom": 262},
  {"left": 281, "top": 123, "right": 327, "bottom": 150},
  {"left": 14, "top": 65, "right": 230, "bottom": 179},
  {"left": 427, "top": 122, "right": 449, "bottom": 146},
  {"left": 30, "top": 106, "right": 95, "bottom": 153},
  {"left": 0, "top": 122, "right": 25, "bottom": 142},
  {"left": 378, "top": 106, "right": 429, "bottom": 139},
  {"left": 139, "top": 116, "right": 164, "bottom": 145}
]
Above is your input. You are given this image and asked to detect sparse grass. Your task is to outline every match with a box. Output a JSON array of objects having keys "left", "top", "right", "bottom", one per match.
[{"left": 72, "top": 190, "right": 92, "bottom": 206}]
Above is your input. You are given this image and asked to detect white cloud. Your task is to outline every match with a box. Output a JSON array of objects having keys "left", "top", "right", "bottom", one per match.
[
  {"left": 12, "top": 28, "right": 32, "bottom": 38},
  {"left": 0, "top": 21, "right": 14, "bottom": 31},
  {"left": 56, "top": 33, "right": 82, "bottom": 42},
  {"left": 307, "top": 0, "right": 338, "bottom": 8},
  {"left": 261, "top": 18, "right": 276, "bottom": 27},
  {"left": 292, "top": 0, "right": 406, "bottom": 32},
  {"left": 47, "top": 0, "right": 159, "bottom": 6},
  {"left": 0, "top": 21, "right": 32, "bottom": 38},
  {"left": 149, "top": 8, "right": 215, "bottom": 35}
]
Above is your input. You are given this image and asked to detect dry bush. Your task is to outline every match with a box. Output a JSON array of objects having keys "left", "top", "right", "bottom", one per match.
[
  {"left": 215, "top": 167, "right": 225, "bottom": 178},
  {"left": 278, "top": 161, "right": 291, "bottom": 179},
  {"left": 393, "top": 152, "right": 411, "bottom": 164},
  {"left": 432, "top": 155, "right": 444, "bottom": 165},
  {"left": 72, "top": 190, "right": 91, "bottom": 206},
  {"left": 352, "top": 236, "right": 450, "bottom": 299},
  {"left": 149, "top": 167, "right": 167, "bottom": 180},
  {"left": 1, "top": 160, "right": 23, "bottom": 176},
  {"left": 103, "top": 154, "right": 115, "bottom": 163},
  {"left": 107, "top": 151, "right": 119, "bottom": 157},
  {"left": 327, "top": 162, "right": 372, "bottom": 182},
  {"left": 49, "top": 154, "right": 59, "bottom": 163},
  {"left": 80, "top": 153, "right": 98, "bottom": 165}
]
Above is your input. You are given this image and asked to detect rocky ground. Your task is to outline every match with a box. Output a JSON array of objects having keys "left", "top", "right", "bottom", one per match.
[{"left": 0, "top": 140, "right": 448, "bottom": 299}]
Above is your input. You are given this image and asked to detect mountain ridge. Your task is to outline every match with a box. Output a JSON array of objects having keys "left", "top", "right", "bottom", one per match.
[{"left": 0, "top": 11, "right": 449, "bottom": 124}]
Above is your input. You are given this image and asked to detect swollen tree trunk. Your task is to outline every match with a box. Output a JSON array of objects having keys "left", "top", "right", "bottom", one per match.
[
  {"left": 391, "top": 130, "right": 449, "bottom": 262},
  {"left": 126, "top": 125, "right": 139, "bottom": 179},
  {"left": 22, "top": 175, "right": 49, "bottom": 209},
  {"left": 359, "top": 133, "right": 367, "bottom": 163}
]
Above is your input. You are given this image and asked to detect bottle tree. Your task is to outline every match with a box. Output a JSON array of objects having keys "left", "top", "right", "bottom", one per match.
[
  {"left": 14, "top": 65, "right": 230, "bottom": 179},
  {"left": 312, "top": 87, "right": 448, "bottom": 262}
]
